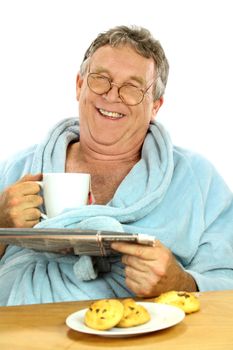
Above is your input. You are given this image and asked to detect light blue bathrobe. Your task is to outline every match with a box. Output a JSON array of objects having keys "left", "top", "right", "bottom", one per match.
[{"left": 0, "top": 117, "right": 233, "bottom": 305}]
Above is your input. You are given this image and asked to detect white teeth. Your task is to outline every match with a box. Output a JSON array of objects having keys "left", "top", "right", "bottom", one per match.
[{"left": 99, "top": 108, "right": 124, "bottom": 118}]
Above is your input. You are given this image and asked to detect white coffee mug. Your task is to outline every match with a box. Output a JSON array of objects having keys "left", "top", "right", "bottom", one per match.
[{"left": 37, "top": 173, "right": 91, "bottom": 218}]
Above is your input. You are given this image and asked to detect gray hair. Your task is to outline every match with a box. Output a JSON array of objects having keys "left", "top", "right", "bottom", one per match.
[{"left": 80, "top": 25, "right": 169, "bottom": 100}]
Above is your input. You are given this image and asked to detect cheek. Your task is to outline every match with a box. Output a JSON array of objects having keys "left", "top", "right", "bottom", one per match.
[
  {"left": 78, "top": 92, "right": 96, "bottom": 124},
  {"left": 78, "top": 87, "right": 91, "bottom": 109},
  {"left": 77, "top": 80, "right": 90, "bottom": 99},
  {"left": 140, "top": 103, "right": 154, "bottom": 124},
  {"left": 76, "top": 88, "right": 81, "bottom": 101},
  {"left": 78, "top": 98, "right": 88, "bottom": 120}
]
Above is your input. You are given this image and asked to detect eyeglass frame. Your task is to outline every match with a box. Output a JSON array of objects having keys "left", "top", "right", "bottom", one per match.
[{"left": 87, "top": 72, "right": 155, "bottom": 106}]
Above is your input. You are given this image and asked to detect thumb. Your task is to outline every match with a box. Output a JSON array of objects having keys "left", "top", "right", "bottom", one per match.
[{"left": 16, "top": 173, "right": 43, "bottom": 184}]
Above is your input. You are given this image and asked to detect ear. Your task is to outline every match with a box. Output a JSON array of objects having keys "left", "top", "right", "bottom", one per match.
[
  {"left": 150, "top": 97, "right": 164, "bottom": 121},
  {"left": 76, "top": 73, "right": 84, "bottom": 101}
]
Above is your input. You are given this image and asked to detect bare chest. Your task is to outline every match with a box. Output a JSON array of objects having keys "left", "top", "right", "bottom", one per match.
[
  {"left": 66, "top": 162, "right": 129, "bottom": 205},
  {"left": 90, "top": 173, "right": 122, "bottom": 204},
  {"left": 65, "top": 142, "right": 139, "bottom": 204}
]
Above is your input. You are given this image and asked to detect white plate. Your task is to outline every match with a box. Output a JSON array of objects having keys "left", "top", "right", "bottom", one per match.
[{"left": 66, "top": 302, "right": 185, "bottom": 338}]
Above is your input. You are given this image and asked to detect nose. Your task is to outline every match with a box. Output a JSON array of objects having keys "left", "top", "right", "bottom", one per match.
[{"left": 103, "top": 83, "right": 121, "bottom": 103}]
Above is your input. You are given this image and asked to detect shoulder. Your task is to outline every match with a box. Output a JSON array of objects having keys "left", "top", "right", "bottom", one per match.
[
  {"left": 173, "top": 146, "right": 232, "bottom": 202},
  {"left": 173, "top": 146, "right": 219, "bottom": 178}
]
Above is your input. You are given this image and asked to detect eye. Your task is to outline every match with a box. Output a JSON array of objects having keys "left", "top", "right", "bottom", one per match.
[
  {"left": 93, "top": 74, "right": 108, "bottom": 81},
  {"left": 92, "top": 72, "right": 111, "bottom": 80}
]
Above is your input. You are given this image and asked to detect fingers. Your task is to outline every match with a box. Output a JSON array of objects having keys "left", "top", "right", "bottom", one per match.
[
  {"left": 4, "top": 206, "right": 42, "bottom": 228},
  {"left": 15, "top": 181, "right": 41, "bottom": 196},
  {"left": 111, "top": 241, "right": 173, "bottom": 297},
  {"left": 3, "top": 181, "right": 41, "bottom": 202},
  {"left": 23, "top": 219, "right": 41, "bottom": 228},
  {"left": 16, "top": 173, "right": 42, "bottom": 184},
  {"left": 125, "top": 264, "right": 149, "bottom": 282},
  {"left": 122, "top": 254, "right": 151, "bottom": 272},
  {"left": 15, "top": 173, "right": 42, "bottom": 195},
  {"left": 0, "top": 175, "right": 44, "bottom": 227},
  {"left": 23, "top": 207, "right": 42, "bottom": 221},
  {"left": 17, "top": 194, "right": 43, "bottom": 210},
  {"left": 119, "top": 248, "right": 160, "bottom": 296},
  {"left": 2, "top": 193, "right": 43, "bottom": 217},
  {"left": 124, "top": 265, "right": 160, "bottom": 297},
  {"left": 111, "top": 241, "right": 160, "bottom": 260}
]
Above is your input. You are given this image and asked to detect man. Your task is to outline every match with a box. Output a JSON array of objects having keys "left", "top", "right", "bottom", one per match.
[{"left": 0, "top": 25, "right": 233, "bottom": 305}]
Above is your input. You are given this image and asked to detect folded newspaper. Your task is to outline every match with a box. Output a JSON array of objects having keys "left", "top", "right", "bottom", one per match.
[{"left": 0, "top": 228, "right": 156, "bottom": 256}]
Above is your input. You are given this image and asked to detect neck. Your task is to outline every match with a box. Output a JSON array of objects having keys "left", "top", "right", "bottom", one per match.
[{"left": 74, "top": 141, "right": 142, "bottom": 165}]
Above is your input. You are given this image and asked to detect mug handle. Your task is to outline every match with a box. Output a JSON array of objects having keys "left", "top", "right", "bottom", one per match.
[{"left": 36, "top": 181, "right": 48, "bottom": 220}]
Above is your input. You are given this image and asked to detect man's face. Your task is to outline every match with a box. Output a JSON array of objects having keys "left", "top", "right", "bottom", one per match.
[{"left": 76, "top": 44, "right": 163, "bottom": 156}]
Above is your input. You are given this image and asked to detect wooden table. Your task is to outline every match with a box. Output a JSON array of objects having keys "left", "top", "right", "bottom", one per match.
[{"left": 0, "top": 290, "right": 233, "bottom": 350}]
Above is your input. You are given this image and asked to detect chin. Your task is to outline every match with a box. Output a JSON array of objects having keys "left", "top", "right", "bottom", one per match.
[{"left": 92, "top": 136, "right": 121, "bottom": 147}]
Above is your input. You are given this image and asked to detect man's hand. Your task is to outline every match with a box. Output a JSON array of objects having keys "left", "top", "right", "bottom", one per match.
[
  {"left": 111, "top": 240, "right": 197, "bottom": 297},
  {"left": 0, "top": 173, "right": 43, "bottom": 228}
]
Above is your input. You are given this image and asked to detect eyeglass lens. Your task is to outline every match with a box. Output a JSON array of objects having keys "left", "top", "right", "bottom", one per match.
[{"left": 87, "top": 73, "right": 144, "bottom": 106}]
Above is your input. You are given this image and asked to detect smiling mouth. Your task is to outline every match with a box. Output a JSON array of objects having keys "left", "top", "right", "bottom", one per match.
[{"left": 98, "top": 108, "right": 125, "bottom": 119}]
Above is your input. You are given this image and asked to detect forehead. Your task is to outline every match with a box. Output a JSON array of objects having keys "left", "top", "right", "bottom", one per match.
[{"left": 89, "top": 44, "right": 155, "bottom": 84}]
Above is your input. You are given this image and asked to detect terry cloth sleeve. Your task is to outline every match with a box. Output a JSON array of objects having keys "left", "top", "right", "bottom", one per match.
[
  {"left": 0, "top": 145, "right": 37, "bottom": 191},
  {"left": 183, "top": 151, "right": 233, "bottom": 291}
]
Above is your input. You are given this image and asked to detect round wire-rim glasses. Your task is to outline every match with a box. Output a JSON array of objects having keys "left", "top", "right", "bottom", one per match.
[{"left": 87, "top": 72, "right": 154, "bottom": 106}]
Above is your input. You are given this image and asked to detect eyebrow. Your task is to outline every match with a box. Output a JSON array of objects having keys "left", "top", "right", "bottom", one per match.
[{"left": 91, "top": 66, "right": 145, "bottom": 86}]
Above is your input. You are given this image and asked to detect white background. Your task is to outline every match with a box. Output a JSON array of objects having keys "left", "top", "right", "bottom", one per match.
[{"left": 0, "top": 0, "right": 233, "bottom": 188}]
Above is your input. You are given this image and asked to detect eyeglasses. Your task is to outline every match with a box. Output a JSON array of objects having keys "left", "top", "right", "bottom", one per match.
[{"left": 87, "top": 72, "right": 154, "bottom": 106}]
